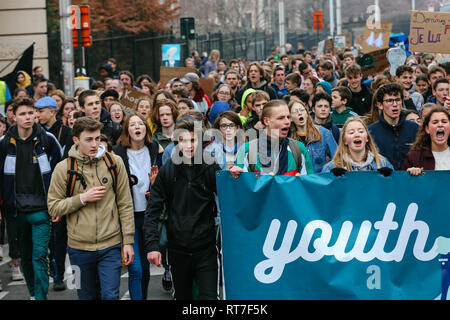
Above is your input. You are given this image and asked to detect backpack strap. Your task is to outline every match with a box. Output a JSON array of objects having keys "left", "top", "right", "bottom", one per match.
[
  {"left": 103, "top": 151, "right": 119, "bottom": 193},
  {"left": 288, "top": 138, "right": 302, "bottom": 174},
  {"left": 66, "top": 157, "right": 78, "bottom": 197}
]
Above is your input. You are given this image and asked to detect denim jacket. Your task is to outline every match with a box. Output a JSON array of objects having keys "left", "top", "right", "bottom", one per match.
[{"left": 305, "top": 126, "right": 338, "bottom": 173}]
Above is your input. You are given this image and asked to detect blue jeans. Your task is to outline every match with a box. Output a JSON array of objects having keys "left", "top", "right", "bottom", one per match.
[
  {"left": 67, "top": 243, "right": 122, "bottom": 300},
  {"left": 128, "top": 212, "right": 150, "bottom": 300}
]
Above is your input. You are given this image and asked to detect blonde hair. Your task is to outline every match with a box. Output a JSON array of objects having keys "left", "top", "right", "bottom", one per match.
[
  {"left": 288, "top": 100, "right": 321, "bottom": 144},
  {"left": 332, "top": 117, "right": 386, "bottom": 171},
  {"left": 209, "top": 50, "right": 220, "bottom": 63}
]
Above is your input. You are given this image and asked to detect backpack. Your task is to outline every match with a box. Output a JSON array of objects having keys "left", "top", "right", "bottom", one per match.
[
  {"left": 66, "top": 151, "right": 118, "bottom": 197},
  {"left": 248, "top": 138, "right": 303, "bottom": 173},
  {"left": 0, "top": 129, "right": 50, "bottom": 160}
]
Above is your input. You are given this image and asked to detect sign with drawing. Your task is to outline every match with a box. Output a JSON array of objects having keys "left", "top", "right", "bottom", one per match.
[
  {"left": 409, "top": 11, "right": 450, "bottom": 54},
  {"left": 362, "top": 21, "right": 392, "bottom": 54}
]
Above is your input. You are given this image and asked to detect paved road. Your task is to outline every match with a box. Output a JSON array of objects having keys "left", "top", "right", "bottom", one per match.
[{"left": 0, "top": 244, "right": 173, "bottom": 300}]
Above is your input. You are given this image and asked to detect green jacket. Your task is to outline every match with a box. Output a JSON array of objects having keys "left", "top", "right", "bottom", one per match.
[{"left": 331, "top": 106, "right": 358, "bottom": 127}]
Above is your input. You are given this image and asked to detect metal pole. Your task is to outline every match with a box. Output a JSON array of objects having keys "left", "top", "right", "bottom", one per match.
[
  {"left": 59, "top": 0, "right": 74, "bottom": 97},
  {"left": 279, "top": 0, "right": 286, "bottom": 55},
  {"left": 329, "top": 0, "right": 334, "bottom": 37},
  {"left": 336, "top": 0, "right": 342, "bottom": 35},
  {"left": 411, "top": 0, "right": 415, "bottom": 10}
]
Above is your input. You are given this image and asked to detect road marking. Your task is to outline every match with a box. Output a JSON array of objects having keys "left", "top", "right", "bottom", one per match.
[
  {"left": 121, "top": 272, "right": 128, "bottom": 278},
  {"left": 8, "top": 280, "right": 26, "bottom": 286},
  {"left": 0, "top": 291, "right": 9, "bottom": 300},
  {"left": 150, "top": 264, "right": 165, "bottom": 276},
  {"left": 120, "top": 290, "right": 130, "bottom": 300}
]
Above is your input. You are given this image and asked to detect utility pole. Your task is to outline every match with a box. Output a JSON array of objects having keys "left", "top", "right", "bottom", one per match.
[
  {"left": 336, "top": 0, "right": 342, "bottom": 35},
  {"left": 411, "top": 0, "right": 415, "bottom": 10},
  {"left": 59, "top": 0, "right": 74, "bottom": 97},
  {"left": 329, "top": 0, "right": 334, "bottom": 37},
  {"left": 279, "top": 0, "right": 286, "bottom": 54}
]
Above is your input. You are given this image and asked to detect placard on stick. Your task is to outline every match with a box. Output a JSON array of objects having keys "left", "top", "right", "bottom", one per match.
[
  {"left": 198, "top": 78, "right": 215, "bottom": 101},
  {"left": 409, "top": 10, "right": 450, "bottom": 54},
  {"left": 358, "top": 48, "right": 389, "bottom": 78}
]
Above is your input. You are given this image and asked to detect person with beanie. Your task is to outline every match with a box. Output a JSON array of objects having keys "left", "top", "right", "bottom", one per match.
[{"left": 208, "top": 101, "right": 230, "bottom": 125}]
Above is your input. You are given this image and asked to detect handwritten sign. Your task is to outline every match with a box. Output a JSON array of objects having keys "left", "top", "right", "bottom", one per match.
[
  {"left": 409, "top": 11, "right": 450, "bottom": 54},
  {"left": 334, "top": 35, "right": 346, "bottom": 49},
  {"left": 119, "top": 87, "right": 152, "bottom": 110},
  {"left": 361, "top": 21, "right": 392, "bottom": 54}
]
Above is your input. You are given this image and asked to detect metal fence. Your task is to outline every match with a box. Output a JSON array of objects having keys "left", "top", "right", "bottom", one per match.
[{"left": 48, "top": 29, "right": 326, "bottom": 91}]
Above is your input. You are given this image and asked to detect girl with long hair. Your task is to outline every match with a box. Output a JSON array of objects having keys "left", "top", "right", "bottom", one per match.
[
  {"left": 403, "top": 106, "right": 450, "bottom": 175},
  {"left": 56, "top": 98, "right": 76, "bottom": 126},
  {"left": 113, "top": 113, "right": 162, "bottom": 300},
  {"left": 322, "top": 117, "right": 393, "bottom": 172},
  {"left": 212, "top": 111, "right": 244, "bottom": 169},
  {"left": 288, "top": 100, "right": 337, "bottom": 173}
]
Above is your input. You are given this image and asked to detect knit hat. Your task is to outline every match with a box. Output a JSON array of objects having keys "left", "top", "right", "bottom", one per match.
[
  {"left": 208, "top": 101, "right": 230, "bottom": 125},
  {"left": 315, "top": 81, "right": 333, "bottom": 95},
  {"left": 100, "top": 89, "right": 119, "bottom": 100}
]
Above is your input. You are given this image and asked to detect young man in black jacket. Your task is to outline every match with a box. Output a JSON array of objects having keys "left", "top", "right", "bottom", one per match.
[
  {"left": 144, "top": 118, "right": 221, "bottom": 300},
  {"left": 35, "top": 96, "right": 73, "bottom": 291}
]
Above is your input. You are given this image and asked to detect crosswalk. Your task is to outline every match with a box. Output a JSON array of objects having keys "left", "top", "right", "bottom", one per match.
[{"left": 0, "top": 244, "right": 170, "bottom": 300}]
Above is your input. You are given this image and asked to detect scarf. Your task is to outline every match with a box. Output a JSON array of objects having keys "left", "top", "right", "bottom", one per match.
[{"left": 258, "top": 130, "right": 289, "bottom": 175}]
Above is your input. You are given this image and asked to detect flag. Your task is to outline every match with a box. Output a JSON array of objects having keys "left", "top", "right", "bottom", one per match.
[{"left": 0, "top": 43, "right": 35, "bottom": 93}]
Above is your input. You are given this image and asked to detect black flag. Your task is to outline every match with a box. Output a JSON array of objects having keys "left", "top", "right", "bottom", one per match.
[{"left": 0, "top": 42, "right": 35, "bottom": 93}]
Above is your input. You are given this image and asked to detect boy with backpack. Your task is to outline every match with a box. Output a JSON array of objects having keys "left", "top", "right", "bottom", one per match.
[
  {"left": 231, "top": 100, "right": 314, "bottom": 176},
  {"left": 47, "top": 116, "right": 135, "bottom": 300}
]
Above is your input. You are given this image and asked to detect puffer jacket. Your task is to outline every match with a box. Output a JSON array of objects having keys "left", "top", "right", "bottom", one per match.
[{"left": 47, "top": 144, "right": 134, "bottom": 251}]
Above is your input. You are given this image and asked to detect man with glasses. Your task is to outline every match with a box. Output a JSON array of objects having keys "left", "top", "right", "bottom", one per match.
[{"left": 368, "top": 83, "right": 419, "bottom": 170}]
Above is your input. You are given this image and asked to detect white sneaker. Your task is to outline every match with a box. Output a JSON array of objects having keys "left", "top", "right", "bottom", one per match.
[{"left": 11, "top": 264, "right": 24, "bottom": 281}]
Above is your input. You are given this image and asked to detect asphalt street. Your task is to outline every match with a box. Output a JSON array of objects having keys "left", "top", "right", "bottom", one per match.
[{"left": 0, "top": 244, "right": 173, "bottom": 300}]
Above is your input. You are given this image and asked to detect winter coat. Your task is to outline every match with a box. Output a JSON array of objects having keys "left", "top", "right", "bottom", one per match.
[
  {"left": 402, "top": 148, "right": 436, "bottom": 171},
  {"left": 47, "top": 144, "right": 135, "bottom": 251}
]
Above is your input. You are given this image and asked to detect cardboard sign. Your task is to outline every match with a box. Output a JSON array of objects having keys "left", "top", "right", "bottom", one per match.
[
  {"left": 361, "top": 21, "right": 392, "bottom": 54},
  {"left": 344, "top": 32, "right": 353, "bottom": 48},
  {"left": 119, "top": 87, "right": 152, "bottom": 110},
  {"left": 358, "top": 48, "right": 389, "bottom": 78},
  {"left": 198, "top": 78, "right": 215, "bottom": 101},
  {"left": 334, "top": 35, "right": 346, "bottom": 48},
  {"left": 325, "top": 38, "right": 334, "bottom": 53},
  {"left": 317, "top": 40, "right": 325, "bottom": 56},
  {"left": 409, "top": 11, "right": 450, "bottom": 54},
  {"left": 159, "top": 66, "right": 197, "bottom": 88}
]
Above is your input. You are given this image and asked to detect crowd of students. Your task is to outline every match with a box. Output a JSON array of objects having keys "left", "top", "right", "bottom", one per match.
[{"left": 0, "top": 43, "right": 449, "bottom": 300}]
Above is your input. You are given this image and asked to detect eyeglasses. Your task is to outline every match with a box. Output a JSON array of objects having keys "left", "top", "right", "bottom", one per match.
[
  {"left": 383, "top": 98, "right": 402, "bottom": 105},
  {"left": 291, "top": 108, "right": 306, "bottom": 114},
  {"left": 110, "top": 109, "right": 122, "bottom": 113},
  {"left": 129, "top": 121, "right": 145, "bottom": 127},
  {"left": 220, "top": 123, "right": 236, "bottom": 130},
  {"left": 218, "top": 91, "right": 231, "bottom": 96}
]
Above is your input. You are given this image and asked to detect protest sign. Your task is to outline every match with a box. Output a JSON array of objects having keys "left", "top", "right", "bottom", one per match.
[
  {"left": 334, "top": 35, "right": 346, "bottom": 49},
  {"left": 119, "top": 87, "right": 151, "bottom": 110},
  {"left": 198, "top": 78, "right": 215, "bottom": 101},
  {"left": 387, "top": 47, "right": 407, "bottom": 76},
  {"left": 325, "top": 38, "right": 334, "bottom": 53},
  {"left": 357, "top": 48, "right": 389, "bottom": 77},
  {"left": 217, "top": 171, "right": 450, "bottom": 300},
  {"left": 362, "top": 21, "right": 392, "bottom": 53},
  {"left": 409, "top": 10, "right": 450, "bottom": 53},
  {"left": 159, "top": 66, "right": 197, "bottom": 88}
]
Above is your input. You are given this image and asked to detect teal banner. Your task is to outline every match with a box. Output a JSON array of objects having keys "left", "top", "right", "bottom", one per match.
[{"left": 216, "top": 171, "right": 450, "bottom": 300}]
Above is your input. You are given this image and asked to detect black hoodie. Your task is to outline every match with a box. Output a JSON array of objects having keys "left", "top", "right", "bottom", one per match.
[{"left": 9, "top": 125, "right": 47, "bottom": 212}]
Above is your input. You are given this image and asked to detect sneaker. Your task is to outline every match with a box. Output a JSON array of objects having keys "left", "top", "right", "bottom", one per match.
[
  {"left": 53, "top": 279, "right": 66, "bottom": 291},
  {"left": 0, "top": 246, "right": 3, "bottom": 261},
  {"left": 162, "top": 270, "right": 173, "bottom": 291},
  {"left": 11, "top": 264, "right": 24, "bottom": 281},
  {"left": 30, "top": 296, "right": 35, "bottom": 300}
]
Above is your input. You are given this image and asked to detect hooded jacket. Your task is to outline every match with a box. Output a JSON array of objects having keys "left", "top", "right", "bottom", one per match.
[
  {"left": 16, "top": 70, "right": 32, "bottom": 89},
  {"left": 47, "top": 144, "right": 135, "bottom": 251},
  {"left": 45, "top": 119, "right": 73, "bottom": 159},
  {"left": 347, "top": 81, "right": 373, "bottom": 116},
  {"left": 331, "top": 106, "right": 358, "bottom": 128},
  {"left": 0, "top": 123, "right": 62, "bottom": 212},
  {"left": 237, "top": 88, "right": 256, "bottom": 125}
]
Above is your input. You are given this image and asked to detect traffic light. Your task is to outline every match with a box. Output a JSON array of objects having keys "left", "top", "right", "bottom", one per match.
[
  {"left": 313, "top": 11, "right": 324, "bottom": 31},
  {"left": 72, "top": 5, "right": 92, "bottom": 47},
  {"left": 180, "top": 17, "right": 195, "bottom": 40}
]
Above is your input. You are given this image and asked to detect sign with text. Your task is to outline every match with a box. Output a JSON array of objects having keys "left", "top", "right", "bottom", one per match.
[
  {"left": 409, "top": 10, "right": 450, "bottom": 54},
  {"left": 119, "top": 87, "right": 151, "bottom": 110},
  {"left": 217, "top": 171, "right": 450, "bottom": 300},
  {"left": 362, "top": 21, "right": 392, "bottom": 54},
  {"left": 334, "top": 35, "right": 346, "bottom": 48}
]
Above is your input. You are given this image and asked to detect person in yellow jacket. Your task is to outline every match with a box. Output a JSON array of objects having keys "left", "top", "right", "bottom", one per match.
[{"left": 47, "top": 116, "right": 135, "bottom": 300}]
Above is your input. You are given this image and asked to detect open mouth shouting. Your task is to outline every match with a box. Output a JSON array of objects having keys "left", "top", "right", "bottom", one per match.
[{"left": 435, "top": 128, "right": 447, "bottom": 142}]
